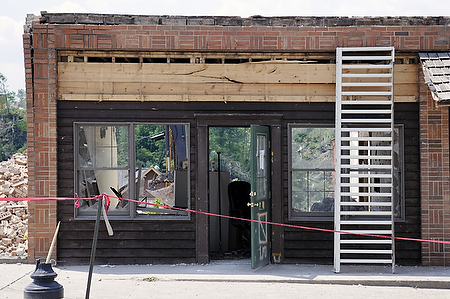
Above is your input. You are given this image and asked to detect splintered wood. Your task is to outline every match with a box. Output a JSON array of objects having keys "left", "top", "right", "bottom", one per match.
[{"left": 0, "top": 151, "right": 28, "bottom": 259}]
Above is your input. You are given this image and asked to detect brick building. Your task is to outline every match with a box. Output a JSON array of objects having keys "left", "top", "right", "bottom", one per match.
[{"left": 23, "top": 13, "right": 450, "bottom": 268}]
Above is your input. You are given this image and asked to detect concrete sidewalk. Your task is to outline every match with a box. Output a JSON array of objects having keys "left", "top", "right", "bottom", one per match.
[{"left": 1, "top": 260, "right": 450, "bottom": 298}]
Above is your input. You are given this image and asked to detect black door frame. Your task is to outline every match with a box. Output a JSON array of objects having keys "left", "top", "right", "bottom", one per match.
[{"left": 195, "top": 113, "right": 283, "bottom": 264}]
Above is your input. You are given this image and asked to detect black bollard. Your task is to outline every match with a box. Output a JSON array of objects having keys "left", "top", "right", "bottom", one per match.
[{"left": 24, "top": 259, "right": 64, "bottom": 299}]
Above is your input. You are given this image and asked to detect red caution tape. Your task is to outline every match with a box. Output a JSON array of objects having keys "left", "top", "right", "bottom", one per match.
[
  {"left": 74, "top": 193, "right": 81, "bottom": 208},
  {"left": 2, "top": 194, "right": 450, "bottom": 245}
]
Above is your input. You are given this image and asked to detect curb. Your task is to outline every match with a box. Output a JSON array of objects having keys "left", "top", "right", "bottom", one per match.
[{"left": 168, "top": 277, "right": 450, "bottom": 289}]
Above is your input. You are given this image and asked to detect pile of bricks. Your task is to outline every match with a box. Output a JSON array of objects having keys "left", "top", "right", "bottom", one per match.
[{"left": 0, "top": 151, "right": 28, "bottom": 258}]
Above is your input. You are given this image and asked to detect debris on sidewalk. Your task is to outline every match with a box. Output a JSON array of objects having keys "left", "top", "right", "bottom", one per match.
[{"left": 0, "top": 151, "right": 28, "bottom": 258}]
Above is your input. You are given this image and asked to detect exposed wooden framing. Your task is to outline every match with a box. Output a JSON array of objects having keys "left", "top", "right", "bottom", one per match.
[
  {"left": 58, "top": 63, "right": 417, "bottom": 84},
  {"left": 57, "top": 49, "right": 418, "bottom": 103},
  {"left": 58, "top": 50, "right": 340, "bottom": 61},
  {"left": 58, "top": 50, "right": 418, "bottom": 62},
  {"left": 59, "top": 63, "right": 337, "bottom": 84},
  {"left": 61, "top": 94, "right": 416, "bottom": 102},
  {"left": 58, "top": 60, "right": 418, "bottom": 102}
]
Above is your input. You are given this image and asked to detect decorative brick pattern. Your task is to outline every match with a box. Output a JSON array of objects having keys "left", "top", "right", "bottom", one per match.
[
  {"left": 419, "top": 68, "right": 450, "bottom": 266},
  {"left": 24, "top": 14, "right": 450, "bottom": 265},
  {"left": 23, "top": 23, "right": 58, "bottom": 262},
  {"left": 46, "top": 24, "right": 450, "bottom": 51}
]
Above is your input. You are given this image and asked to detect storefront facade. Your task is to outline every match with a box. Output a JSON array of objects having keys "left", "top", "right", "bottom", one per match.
[{"left": 23, "top": 14, "right": 450, "bottom": 266}]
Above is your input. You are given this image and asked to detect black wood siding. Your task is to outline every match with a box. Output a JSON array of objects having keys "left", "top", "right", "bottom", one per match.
[
  {"left": 57, "top": 101, "right": 199, "bottom": 265},
  {"left": 282, "top": 102, "right": 421, "bottom": 265},
  {"left": 57, "top": 101, "right": 420, "bottom": 265}
]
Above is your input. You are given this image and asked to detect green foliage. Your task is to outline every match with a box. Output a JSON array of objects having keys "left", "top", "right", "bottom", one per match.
[
  {"left": 135, "top": 124, "right": 165, "bottom": 170},
  {"left": 0, "top": 72, "right": 27, "bottom": 161},
  {"left": 209, "top": 127, "right": 251, "bottom": 182},
  {"left": 293, "top": 128, "right": 334, "bottom": 161},
  {"left": 15, "top": 89, "right": 26, "bottom": 109},
  {"left": 292, "top": 127, "right": 335, "bottom": 169},
  {"left": 115, "top": 125, "right": 129, "bottom": 167}
]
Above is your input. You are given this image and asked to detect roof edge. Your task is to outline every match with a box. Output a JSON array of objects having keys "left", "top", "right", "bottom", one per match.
[{"left": 31, "top": 12, "right": 450, "bottom": 27}]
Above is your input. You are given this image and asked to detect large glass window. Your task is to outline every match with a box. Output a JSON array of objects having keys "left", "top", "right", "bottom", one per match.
[
  {"left": 289, "top": 125, "right": 404, "bottom": 221},
  {"left": 289, "top": 126, "right": 336, "bottom": 219},
  {"left": 75, "top": 123, "right": 189, "bottom": 219}
]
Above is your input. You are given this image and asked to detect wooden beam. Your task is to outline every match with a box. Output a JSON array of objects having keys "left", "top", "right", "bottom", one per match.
[
  {"left": 60, "top": 94, "right": 416, "bottom": 102},
  {"left": 58, "top": 62, "right": 336, "bottom": 84},
  {"left": 57, "top": 62, "right": 418, "bottom": 102},
  {"left": 58, "top": 62, "right": 417, "bottom": 85}
]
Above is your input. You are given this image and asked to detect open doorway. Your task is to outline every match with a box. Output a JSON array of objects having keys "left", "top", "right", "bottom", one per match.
[{"left": 208, "top": 127, "right": 251, "bottom": 260}]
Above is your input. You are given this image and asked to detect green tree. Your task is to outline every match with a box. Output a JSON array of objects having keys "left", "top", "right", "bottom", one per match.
[
  {"left": 0, "top": 73, "right": 27, "bottom": 161},
  {"left": 135, "top": 124, "right": 165, "bottom": 170},
  {"left": 209, "top": 127, "right": 251, "bottom": 182},
  {"left": 0, "top": 73, "right": 15, "bottom": 112},
  {"left": 15, "top": 89, "right": 26, "bottom": 109},
  {"left": 293, "top": 127, "right": 334, "bottom": 166}
]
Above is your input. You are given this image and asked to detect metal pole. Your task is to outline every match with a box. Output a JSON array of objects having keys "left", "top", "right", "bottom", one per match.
[{"left": 85, "top": 195, "right": 102, "bottom": 299}]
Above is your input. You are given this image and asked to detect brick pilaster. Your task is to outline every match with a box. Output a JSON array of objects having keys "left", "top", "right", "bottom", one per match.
[
  {"left": 419, "top": 66, "right": 450, "bottom": 266},
  {"left": 24, "top": 22, "right": 59, "bottom": 262}
]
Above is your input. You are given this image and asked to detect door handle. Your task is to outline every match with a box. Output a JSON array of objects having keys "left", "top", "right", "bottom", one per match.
[{"left": 247, "top": 202, "right": 258, "bottom": 208}]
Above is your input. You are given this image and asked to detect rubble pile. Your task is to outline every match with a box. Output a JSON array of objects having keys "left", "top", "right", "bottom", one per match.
[{"left": 0, "top": 151, "right": 28, "bottom": 258}]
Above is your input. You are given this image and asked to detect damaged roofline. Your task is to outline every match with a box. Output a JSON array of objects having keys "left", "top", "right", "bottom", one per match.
[{"left": 33, "top": 12, "right": 450, "bottom": 27}]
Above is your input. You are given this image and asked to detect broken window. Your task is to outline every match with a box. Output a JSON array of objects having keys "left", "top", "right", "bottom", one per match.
[{"left": 74, "top": 123, "right": 189, "bottom": 219}]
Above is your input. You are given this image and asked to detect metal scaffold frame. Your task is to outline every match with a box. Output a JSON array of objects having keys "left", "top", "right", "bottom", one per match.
[{"left": 334, "top": 47, "right": 395, "bottom": 273}]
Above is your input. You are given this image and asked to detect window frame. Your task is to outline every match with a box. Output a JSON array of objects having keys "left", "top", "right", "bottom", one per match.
[
  {"left": 73, "top": 122, "right": 191, "bottom": 220},
  {"left": 288, "top": 124, "right": 336, "bottom": 221},
  {"left": 288, "top": 123, "right": 405, "bottom": 222}
]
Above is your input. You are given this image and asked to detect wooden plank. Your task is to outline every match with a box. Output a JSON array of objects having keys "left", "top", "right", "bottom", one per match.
[
  {"left": 58, "top": 62, "right": 418, "bottom": 101},
  {"left": 59, "top": 230, "right": 196, "bottom": 240},
  {"left": 58, "top": 239, "right": 196, "bottom": 249},
  {"left": 58, "top": 81, "right": 335, "bottom": 96},
  {"left": 58, "top": 62, "right": 416, "bottom": 85},
  {"left": 58, "top": 80, "right": 415, "bottom": 97},
  {"left": 58, "top": 81, "right": 416, "bottom": 103},
  {"left": 58, "top": 62, "right": 335, "bottom": 84},
  {"left": 60, "top": 93, "right": 416, "bottom": 102},
  {"left": 59, "top": 256, "right": 197, "bottom": 265},
  {"left": 58, "top": 248, "right": 196, "bottom": 258}
]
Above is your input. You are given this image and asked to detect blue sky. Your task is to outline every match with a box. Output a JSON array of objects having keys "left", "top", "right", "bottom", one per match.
[{"left": 1, "top": 0, "right": 449, "bottom": 93}]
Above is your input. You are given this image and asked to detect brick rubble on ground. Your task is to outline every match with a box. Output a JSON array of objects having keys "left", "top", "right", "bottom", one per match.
[{"left": 0, "top": 151, "right": 28, "bottom": 258}]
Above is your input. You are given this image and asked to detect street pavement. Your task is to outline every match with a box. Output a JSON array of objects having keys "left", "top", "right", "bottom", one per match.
[{"left": 1, "top": 259, "right": 450, "bottom": 298}]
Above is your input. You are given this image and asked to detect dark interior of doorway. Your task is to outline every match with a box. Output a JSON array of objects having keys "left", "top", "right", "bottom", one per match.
[{"left": 208, "top": 127, "right": 251, "bottom": 260}]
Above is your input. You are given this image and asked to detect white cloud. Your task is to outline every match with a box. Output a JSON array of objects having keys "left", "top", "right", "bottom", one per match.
[
  {"left": 0, "top": 16, "right": 25, "bottom": 92},
  {"left": 46, "top": 1, "right": 88, "bottom": 14},
  {"left": 0, "top": 16, "right": 23, "bottom": 45},
  {"left": 213, "top": 0, "right": 266, "bottom": 17}
]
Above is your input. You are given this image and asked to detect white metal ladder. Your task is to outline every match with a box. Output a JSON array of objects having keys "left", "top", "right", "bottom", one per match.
[{"left": 334, "top": 47, "right": 395, "bottom": 273}]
